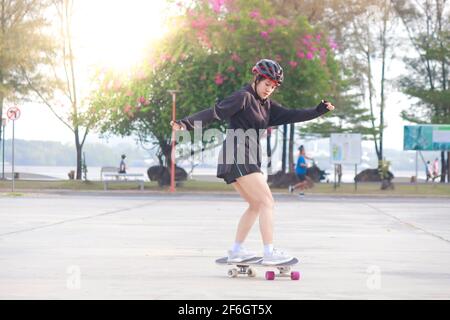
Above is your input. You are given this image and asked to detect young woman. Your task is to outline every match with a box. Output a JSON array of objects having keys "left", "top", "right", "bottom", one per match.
[{"left": 170, "top": 59, "right": 335, "bottom": 265}]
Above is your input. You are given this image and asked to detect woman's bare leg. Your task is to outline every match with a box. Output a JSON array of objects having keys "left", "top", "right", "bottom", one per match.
[
  {"left": 231, "top": 181, "right": 260, "bottom": 243},
  {"left": 235, "top": 172, "right": 274, "bottom": 245}
]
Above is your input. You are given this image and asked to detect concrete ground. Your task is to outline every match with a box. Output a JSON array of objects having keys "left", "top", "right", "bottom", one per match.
[{"left": 0, "top": 192, "right": 449, "bottom": 300}]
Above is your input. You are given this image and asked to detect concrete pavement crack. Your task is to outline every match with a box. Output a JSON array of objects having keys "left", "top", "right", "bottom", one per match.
[
  {"left": 0, "top": 201, "right": 158, "bottom": 238},
  {"left": 365, "top": 203, "right": 450, "bottom": 244}
]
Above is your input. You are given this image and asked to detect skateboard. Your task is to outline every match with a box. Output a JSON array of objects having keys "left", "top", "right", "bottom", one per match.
[{"left": 215, "top": 256, "right": 300, "bottom": 280}]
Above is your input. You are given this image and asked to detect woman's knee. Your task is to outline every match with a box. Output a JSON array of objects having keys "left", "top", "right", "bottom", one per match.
[{"left": 254, "top": 197, "right": 274, "bottom": 211}]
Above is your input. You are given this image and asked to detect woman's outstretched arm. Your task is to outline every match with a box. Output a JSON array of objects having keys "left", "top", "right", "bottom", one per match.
[
  {"left": 268, "top": 100, "right": 334, "bottom": 127},
  {"left": 171, "top": 90, "right": 249, "bottom": 131}
]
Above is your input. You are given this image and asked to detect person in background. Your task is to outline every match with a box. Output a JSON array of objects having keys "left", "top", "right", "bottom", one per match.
[
  {"left": 119, "top": 154, "right": 127, "bottom": 174},
  {"left": 432, "top": 157, "right": 439, "bottom": 182},
  {"left": 289, "top": 145, "right": 313, "bottom": 196},
  {"left": 425, "top": 160, "right": 432, "bottom": 182},
  {"left": 336, "top": 163, "right": 342, "bottom": 185}
]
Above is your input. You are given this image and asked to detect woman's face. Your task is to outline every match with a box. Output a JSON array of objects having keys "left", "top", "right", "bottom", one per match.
[{"left": 255, "top": 78, "right": 278, "bottom": 99}]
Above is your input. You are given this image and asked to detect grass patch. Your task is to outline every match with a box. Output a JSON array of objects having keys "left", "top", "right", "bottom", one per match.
[
  {"left": 0, "top": 179, "right": 449, "bottom": 196},
  {"left": 1, "top": 192, "right": 25, "bottom": 197}
]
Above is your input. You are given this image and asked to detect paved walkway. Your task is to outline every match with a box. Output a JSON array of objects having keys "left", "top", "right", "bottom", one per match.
[{"left": 1, "top": 193, "right": 449, "bottom": 299}]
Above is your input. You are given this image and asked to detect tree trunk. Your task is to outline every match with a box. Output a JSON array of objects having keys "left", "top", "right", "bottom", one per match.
[
  {"left": 288, "top": 123, "right": 295, "bottom": 173},
  {"left": 440, "top": 151, "right": 446, "bottom": 183},
  {"left": 379, "top": 0, "right": 389, "bottom": 163},
  {"left": 281, "top": 124, "right": 287, "bottom": 173},
  {"left": 266, "top": 127, "right": 272, "bottom": 174},
  {"left": 447, "top": 151, "right": 450, "bottom": 183},
  {"left": 365, "top": 37, "right": 381, "bottom": 161},
  {"left": 75, "top": 129, "right": 82, "bottom": 180},
  {"left": 0, "top": 94, "right": 3, "bottom": 163}
]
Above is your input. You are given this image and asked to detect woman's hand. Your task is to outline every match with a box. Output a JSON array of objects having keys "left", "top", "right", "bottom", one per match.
[
  {"left": 322, "top": 100, "right": 335, "bottom": 111},
  {"left": 170, "top": 120, "right": 184, "bottom": 131}
]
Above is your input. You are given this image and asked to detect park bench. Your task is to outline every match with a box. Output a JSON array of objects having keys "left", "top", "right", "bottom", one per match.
[{"left": 101, "top": 168, "right": 145, "bottom": 191}]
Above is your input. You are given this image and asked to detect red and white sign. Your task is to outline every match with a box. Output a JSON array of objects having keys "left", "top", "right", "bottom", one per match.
[{"left": 7, "top": 107, "right": 21, "bottom": 120}]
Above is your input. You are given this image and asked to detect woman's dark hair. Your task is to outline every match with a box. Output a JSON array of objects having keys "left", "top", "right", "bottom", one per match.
[{"left": 253, "top": 74, "right": 266, "bottom": 85}]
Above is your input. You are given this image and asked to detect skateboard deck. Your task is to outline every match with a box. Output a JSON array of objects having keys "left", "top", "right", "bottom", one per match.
[{"left": 215, "top": 256, "right": 300, "bottom": 280}]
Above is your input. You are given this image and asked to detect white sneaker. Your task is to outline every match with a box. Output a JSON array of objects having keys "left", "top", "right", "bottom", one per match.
[
  {"left": 288, "top": 185, "right": 294, "bottom": 193},
  {"left": 227, "top": 248, "right": 257, "bottom": 263},
  {"left": 262, "top": 248, "right": 294, "bottom": 265}
]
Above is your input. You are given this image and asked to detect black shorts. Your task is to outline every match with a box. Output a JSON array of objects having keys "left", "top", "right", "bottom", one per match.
[
  {"left": 296, "top": 174, "right": 306, "bottom": 182},
  {"left": 221, "top": 162, "right": 262, "bottom": 184}
]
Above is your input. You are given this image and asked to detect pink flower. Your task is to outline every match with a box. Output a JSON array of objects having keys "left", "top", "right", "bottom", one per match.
[
  {"left": 191, "top": 17, "right": 209, "bottom": 30},
  {"left": 113, "top": 80, "right": 122, "bottom": 91},
  {"left": 125, "top": 90, "right": 134, "bottom": 97},
  {"left": 215, "top": 73, "right": 224, "bottom": 85},
  {"left": 328, "top": 38, "right": 338, "bottom": 50},
  {"left": 266, "top": 18, "right": 277, "bottom": 26},
  {"left": 198, "top": 31, "right": 213, "bottom": 49},
  {"left": 289, "top": 61, "right": 298, "bottom": 68},
  {"left": 296, "top": 51, "right": 305, "bottom": 59},
  {"left": 280, "top": 19, "right": 289, "bottom": 26},
  {"left": 316, "top": 34, "right": 322, "bottom": 41},
  {"left": 136, "top": 70, "right": 146, "bottom": 80},
  {"left": 161, "top": 54, "right": 171, "bottom": 63},
  {"left": 123, "top": 104, "right": 132, "bottom": 114},
  {"left": 305, "top": 34, "right": 313, "bottom": 40},
  {"left": 227, "top": 66, "right": 236, "bottom": 72},
  {"left": 231, "top": 53, "right": 241, "bottom": 62},
  {"left": 302, "top": 38, "right": 310, "bottom": 46},
  {"left": 138, "top": 96, "right": 148, "bottom": 105},
  {"left": 306, "top": 52, "right": 314, "bottom": 60},
  {"left": 320, "top": 47, "right": 327, "bottom": 56},
  {"left": 210, "top": 0, "right": 225, "bottom": 13},
  {"left": 249, "top": 10, "right": 260, "bottom": 19},
  {"left": 260, "top": 31, "right": 269, "bottom": 39}
]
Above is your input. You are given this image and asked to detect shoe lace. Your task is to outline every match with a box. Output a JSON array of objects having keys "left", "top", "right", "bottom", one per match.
[{"left": 272, "top": 248, "right": 286, "bottom": 256}]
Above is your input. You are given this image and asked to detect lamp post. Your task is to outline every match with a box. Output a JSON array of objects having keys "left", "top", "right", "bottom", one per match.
[
  {"left": 7, "top": 107, "right": 20, "bottom": 192},
  {"left": 168, "top": 90, "right": 180, "bottom": 193},
  {"left": 1, "top": 118, "right": 6, "bottom": 180}
]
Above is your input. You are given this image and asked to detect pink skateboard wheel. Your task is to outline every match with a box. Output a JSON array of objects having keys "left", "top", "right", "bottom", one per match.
[
  {"left": 291, "top": 271, "right": 300, "bottom": 280},
  {"left": 265, "top": 271, "right": 275, "bottom": 280}
]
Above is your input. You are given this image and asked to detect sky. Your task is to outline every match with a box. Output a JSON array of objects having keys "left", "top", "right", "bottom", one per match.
[{"left": 2, "top": 0, "right": 413, "bottom": 151}]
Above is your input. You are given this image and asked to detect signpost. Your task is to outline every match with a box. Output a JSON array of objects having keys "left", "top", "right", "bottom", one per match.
[
  {"left": 168, "top": 90, "right": 180, "bottom": 193},
  {"left": 330, "top": 133, "right": 362, "bottom": 190},
  {"left": 1, "top": 118, "right": 6, "bottom": 179},
  {"left": 7, "top": 107, "right": 21, "bottom": 192},
  {"left": 404, "top": 125, "right": 450, "bottom": 185}
]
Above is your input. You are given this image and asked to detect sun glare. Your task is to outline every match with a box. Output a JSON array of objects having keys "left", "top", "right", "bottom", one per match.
[{"left": 73, "top": 0, "right": 169, "bottom": 72}]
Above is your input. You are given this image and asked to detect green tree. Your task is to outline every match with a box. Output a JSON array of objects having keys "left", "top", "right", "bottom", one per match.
[
  {"left": 21, "top": 0, "right": 97, "bottom": 180},
  {"left": 0, "top": 0, "right": 56, "bottom": 162},
  {"left": 90, "top": 0, "right": 371, "bottom": 176},
  {"left": 394, "top": 0, "right": 450, "bottom": 182}
]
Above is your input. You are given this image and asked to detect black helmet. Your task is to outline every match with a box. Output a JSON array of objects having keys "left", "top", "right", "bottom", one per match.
[{"left": 252, "top": 59, "right": 284, "bottom": 86}]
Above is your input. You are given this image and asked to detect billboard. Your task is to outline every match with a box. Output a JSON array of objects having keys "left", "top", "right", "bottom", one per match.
[
  {"left": 330, "top": 133, "right": 362, "bottom": 164},
  {"left": 403, "top": 125, "right": 450, "bottom": 151}
]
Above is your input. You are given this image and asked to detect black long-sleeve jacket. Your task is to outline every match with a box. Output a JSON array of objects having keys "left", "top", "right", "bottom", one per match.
[{"left": 176, "top": 84, "right": 330, "bottom": 179}]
